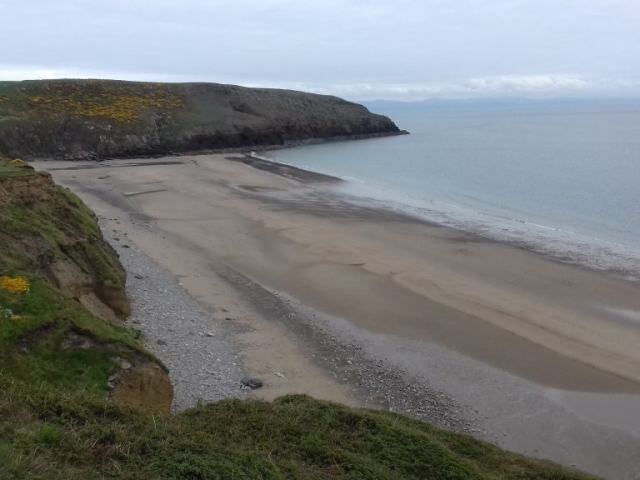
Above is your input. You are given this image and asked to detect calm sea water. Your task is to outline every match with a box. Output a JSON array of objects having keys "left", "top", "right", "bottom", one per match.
[{"left": 267, "top": 103, "right": 640, "bottom": 278}]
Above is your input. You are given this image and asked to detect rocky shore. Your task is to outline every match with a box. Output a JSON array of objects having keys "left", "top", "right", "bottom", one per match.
[{"left": 102, "top": 225, "right": 248, "bottom": 411}]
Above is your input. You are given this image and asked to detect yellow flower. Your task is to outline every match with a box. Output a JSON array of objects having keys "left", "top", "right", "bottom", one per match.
[{"left": 0, "top": 276, "right": 30, "bottom": 294}]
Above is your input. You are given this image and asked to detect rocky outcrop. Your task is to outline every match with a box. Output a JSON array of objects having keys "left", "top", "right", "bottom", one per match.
[
  {"left": 111, "top": 362, "right": 174, "bottom": 414},
  {"left": 0, "top": 79, "right": 406, "bottom": 160}
]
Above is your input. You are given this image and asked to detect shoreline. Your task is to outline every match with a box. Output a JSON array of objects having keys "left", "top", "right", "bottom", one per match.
[
  {"left": 30, "top": 130, "right": 409, "bottom": 162},
  {"left": 256, "top": 150, "right": 640, "bottom": 284},
  {"left": 35, "top": 154, "right": 640, "bottom": 479}
]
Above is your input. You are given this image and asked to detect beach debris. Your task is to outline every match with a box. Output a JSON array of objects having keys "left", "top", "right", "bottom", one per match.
[
  {"left": 204, "top": 331, "right": 215, "bottom": 337},
  {"left": 156, "top": 339, "right": 168, "bottom": 346},
  {"left": 241, "top": 378, "right": 263, "bottom": 389},
  {"left": 275, "top": 372, "right": 285, "bottom": 378}
]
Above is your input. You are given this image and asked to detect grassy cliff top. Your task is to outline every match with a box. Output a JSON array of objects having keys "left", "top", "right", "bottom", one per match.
[
  {"left": 0, "top": 158, "right": 155, "bottom": 395},
  {"left": 0, "top": 79, "right": 403, "bottom": 160},
  {"left": 1, "top": 382, "right": 595, "bottom": 480},
  {"left": 0, "top": 79, "right": 184, "bottom": 123}
]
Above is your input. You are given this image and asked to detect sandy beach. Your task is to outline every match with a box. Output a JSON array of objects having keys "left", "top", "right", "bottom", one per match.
[{"left": 36, "top": 154, "right": 640, "bottom": 479}]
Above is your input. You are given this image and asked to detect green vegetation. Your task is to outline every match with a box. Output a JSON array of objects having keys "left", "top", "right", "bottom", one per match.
[
  {"left": 0, "top": 158, "right": 123, "bottom": 287},
  {"left": 0, "top": 158, "right": 595, "bottom": 479},
  {"left": 0, "top": 79, "right": 183, "bottom": 123},
  {"left": 0, "top": 159, "right": 41, "bottom": 179},
  {"left": 0, "top": 270, "right": 144, "bottom": 393},
  {"left": 0, "top": 381, "right": 594, "bottom": 480},
  {"left": 0, "top": 158, "right": 153, "bottom": 396}
]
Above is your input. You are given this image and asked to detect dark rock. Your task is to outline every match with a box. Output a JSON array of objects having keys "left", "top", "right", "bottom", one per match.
[{"left": 241, "top": 378, "right": 263, "bottom": 389}]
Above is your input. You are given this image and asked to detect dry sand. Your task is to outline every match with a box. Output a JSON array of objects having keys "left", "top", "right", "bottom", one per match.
[{"left": 37, "top": 154, "right": 640, "bottom": 479}]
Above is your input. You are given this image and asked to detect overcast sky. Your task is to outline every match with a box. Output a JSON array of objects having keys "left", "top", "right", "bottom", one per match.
[{"left": 1, "top": 0, "right": 639, "bottom": 100}]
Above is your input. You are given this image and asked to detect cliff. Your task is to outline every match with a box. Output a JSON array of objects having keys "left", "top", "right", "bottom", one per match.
[
  {"left": 0, "top": 79, "right": 405, "bottom": 160},
  {"left": 0, "top": 157, "right": 172, "bottom": 413}
]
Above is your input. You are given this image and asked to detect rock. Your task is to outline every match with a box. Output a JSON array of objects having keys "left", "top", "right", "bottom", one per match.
[
  {"left": 241, "top": 378, "right": 264, "bottom": 389},
  {"left": 120, "top": 360, "right": 132, "bottom": 370},
  {"left": 96, "top": 280, "right": 131, "bottom": 317},
  {"left": 111, "top": 363, "right": 173, "bottom": 414},
  {"left": 156, "top": 339, "right": 168, "bottom": 346}
]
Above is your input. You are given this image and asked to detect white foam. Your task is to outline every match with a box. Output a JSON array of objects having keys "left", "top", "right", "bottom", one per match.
[{"left": 329, "top": 178, "right": 640, "bottom": 282}]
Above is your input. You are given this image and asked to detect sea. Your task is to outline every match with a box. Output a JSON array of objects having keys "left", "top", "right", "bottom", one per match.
[{"left": 265, "top": 100, "right": 640, "bottom": 280}]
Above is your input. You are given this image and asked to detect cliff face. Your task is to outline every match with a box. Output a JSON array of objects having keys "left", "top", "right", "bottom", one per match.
[
  {"left": 0, "top": 158, "right": 172, "bottom": 413},
  {"left": 0, "top": 164, "right": 129, "bottom": 321},
  {"left": 0, "top": 79, "right": 404, "bottom": 160}
]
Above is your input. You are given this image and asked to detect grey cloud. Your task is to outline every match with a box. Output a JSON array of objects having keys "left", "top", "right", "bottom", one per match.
[{"left": 1, "top": 0, "right": 639, "bottom": 99}]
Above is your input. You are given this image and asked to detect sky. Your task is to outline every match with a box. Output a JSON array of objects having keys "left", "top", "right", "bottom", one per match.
[{"left": 1, "top": 0, "right": 639, "bottom": 100}]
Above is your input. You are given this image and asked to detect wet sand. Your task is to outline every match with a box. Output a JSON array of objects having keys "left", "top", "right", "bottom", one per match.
[{"left": 36, "top": 154, "right": 640, "bottom": 479}]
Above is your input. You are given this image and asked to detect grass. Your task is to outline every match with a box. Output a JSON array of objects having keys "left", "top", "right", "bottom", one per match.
[
  {"left": 0, "top": 379, "right": 595, "bottom": 480},
  {"left": 0, "top": 158, "right": 123, "bottom": 286},
  {"left": 0, "top": 160, "right": 42, "bottom": 179},
  {"left": 0, "top": 79, "right": 184, "bottom": 124},
  {"left": 0, "top": 157, "right": 155, "bottom": 394},
  {"left": 0, "top": 268, "right": 149, "bottom": 394}
]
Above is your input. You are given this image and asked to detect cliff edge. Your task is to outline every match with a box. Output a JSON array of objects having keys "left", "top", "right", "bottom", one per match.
[
  {"left": 0, "top": 79, "right": 405, "bottom": 160},
  {"left": 0, "top": 157, "right": 172, "bottom": 413}
]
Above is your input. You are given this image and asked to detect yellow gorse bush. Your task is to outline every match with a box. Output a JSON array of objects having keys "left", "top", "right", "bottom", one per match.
[
  {"left": 19, "top": 83, "right": 184, "bottom": 124},
  {"left": 0, "top": 276, "right": 31, "bottom": 294}
]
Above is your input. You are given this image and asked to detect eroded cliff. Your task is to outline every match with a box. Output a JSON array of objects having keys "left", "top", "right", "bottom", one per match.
[{"left": 0, "top": 158, "right": 172, "bottom": 413}]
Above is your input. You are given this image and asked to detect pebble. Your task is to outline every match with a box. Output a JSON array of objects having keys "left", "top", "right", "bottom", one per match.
[
  {"left": 102, "top": 221, "right": 475, "bottom": 433},
  {"left": 102, "top": 224, "right": 247, "bottom": 412}
]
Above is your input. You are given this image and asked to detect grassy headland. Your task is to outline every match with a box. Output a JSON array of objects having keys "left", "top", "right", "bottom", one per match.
[{"left": 0, "top": 79, "right": 403, "bottom": 160}]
